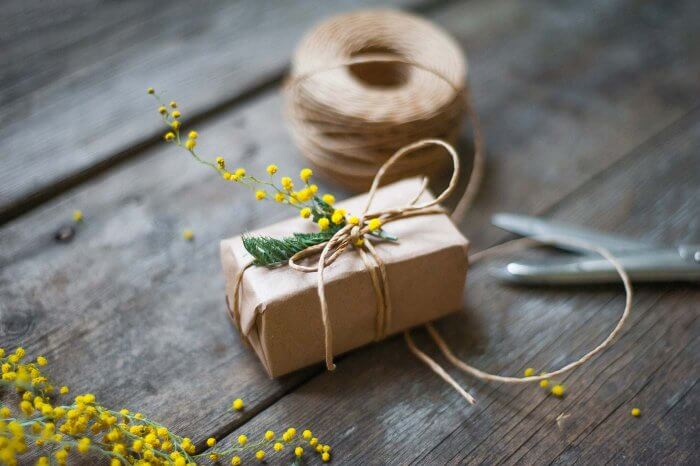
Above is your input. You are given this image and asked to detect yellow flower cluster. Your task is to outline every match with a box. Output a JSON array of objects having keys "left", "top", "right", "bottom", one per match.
[
  {"left": 148, "top": 88, "right": 390, "bottom": 246},
  {"left": 206, "top": 426, "right": 333, "bottom": 464},
  {"left": 1, "top": 345, "right": 334, "bottom": 465}
]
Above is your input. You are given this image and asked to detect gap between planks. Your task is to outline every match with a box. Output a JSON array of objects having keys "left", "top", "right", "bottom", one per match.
[{"left": 0, "top": 0, "right": 457, "bottom": 227}]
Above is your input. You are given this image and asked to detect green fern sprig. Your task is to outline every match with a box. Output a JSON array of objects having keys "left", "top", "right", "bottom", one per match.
[
  {"left": 242, "top": 231, "right": 338, "bottom": 267},
  {"left": 242, "top": 226, "right": 398, "bottom": 267}
]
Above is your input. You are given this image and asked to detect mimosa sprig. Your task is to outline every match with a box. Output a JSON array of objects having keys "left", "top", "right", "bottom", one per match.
[
  {"left": 0, "top": 346, "right": 333, "bottom": 465},
  {"left": 147, "top": 87, "right": 395, "bottom": 267}
]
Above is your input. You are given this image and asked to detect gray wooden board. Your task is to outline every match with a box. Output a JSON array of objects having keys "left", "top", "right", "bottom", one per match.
[
  {"left": 0, "top": 0, "right": 430, "bottom": 222},
  {"left": 0, "top": 0, "right": 698, "bottom": 463},
  {"left": 215, "top": 102, "right": 700, "bottom": 465},
  {"left": 434, "top": 0, "right": 700, "bottom": 248},
  {"left": 0, "top": 92, "right": 327, "bottom": 442}
]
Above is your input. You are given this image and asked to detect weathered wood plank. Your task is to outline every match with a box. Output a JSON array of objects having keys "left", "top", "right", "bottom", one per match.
[
  {"left": 550, "top": 335, "right": 698, "bottom": 465},
  {"left": 201, "top": 0, "right": 700, "bottom": 460},
  {"left": 0, "top": 93, "right": 326, "bottom": 443},
  {"left": 0, "top": 0, "right": 427, "bottom": 222},
  {"left": 1, "top": 0, "right": 698, "bottom": 461},
  {"left": 450, "top": 111, "right": 700, "bottom": 466},
  {"left": 441, "top": 0, "right": 700, "bottom": 247},
  {"left": 214, "top": 103, "right": 700, "bottom": 465}
]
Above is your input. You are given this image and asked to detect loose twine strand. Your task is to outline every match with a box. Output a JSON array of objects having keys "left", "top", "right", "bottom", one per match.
[
  {"left": 404, "top": 236, "right": 632, "bottom": 403},
  {"left": 230, "top": 11, "right": 633, "bottom": 404},
  {"left": 396, "top": 90, "right": 632, "bottom": 403}
]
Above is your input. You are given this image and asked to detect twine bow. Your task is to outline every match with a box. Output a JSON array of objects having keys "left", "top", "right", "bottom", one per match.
[
  {"left": 231, "top": 138, "right": 467, "bottom": 371},
  {"left": 287, "top": 139, "right": 461, "bottom": 370},
  {"left": 285, "top": 9, "right": 468, "bottom": 191}
]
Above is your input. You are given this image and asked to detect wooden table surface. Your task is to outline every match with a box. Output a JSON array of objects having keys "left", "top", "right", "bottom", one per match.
[{"left": 2, "top": 0, "right": 698, "bottom": 464}]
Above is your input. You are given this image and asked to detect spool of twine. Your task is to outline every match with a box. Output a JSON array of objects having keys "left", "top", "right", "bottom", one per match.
[{"left": 284, "top": 9, "right": 468, "bottom": 191}]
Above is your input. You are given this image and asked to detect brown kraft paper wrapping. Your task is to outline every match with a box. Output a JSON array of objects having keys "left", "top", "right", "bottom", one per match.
[{"left": 220, "top": 177, "right": 469, "bottom": 377}]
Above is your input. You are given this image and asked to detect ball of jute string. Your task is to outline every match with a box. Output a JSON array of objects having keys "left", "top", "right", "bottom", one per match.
[{"left": 284, "top": 9, "right": 467, "bottom": 191}]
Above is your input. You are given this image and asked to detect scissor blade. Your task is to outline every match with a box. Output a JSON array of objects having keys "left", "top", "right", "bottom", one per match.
[
  {"left": 495, "top": 249, "right": 700, "bottom": 284},
  {"left": 492, "top": 213, "right": 656, "bottom": 254}
]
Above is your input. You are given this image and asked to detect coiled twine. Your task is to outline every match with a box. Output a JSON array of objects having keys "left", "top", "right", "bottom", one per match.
[{"left": 284, "top": 10, "right": 467, "bottom": 191}]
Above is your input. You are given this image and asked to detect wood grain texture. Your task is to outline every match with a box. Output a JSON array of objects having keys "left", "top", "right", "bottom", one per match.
[
  {"left": 0, "top": 93, "right": 326, "bottom": 443},
  {"left": 436, "top": 0, "right": 700, "bottom": 247},
  {"left": 214, "top": 104, "right": 700, "bottom": 466},
  {"left": 0, "top": 0, "right": 428, "bottom": 222},
  {"left": 0, "top": 0, "right": 698, "bottom": 463}
]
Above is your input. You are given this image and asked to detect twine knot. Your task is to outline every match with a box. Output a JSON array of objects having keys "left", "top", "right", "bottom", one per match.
[{"left": 349, "top": 225, "right": 362, "bottom": 244}]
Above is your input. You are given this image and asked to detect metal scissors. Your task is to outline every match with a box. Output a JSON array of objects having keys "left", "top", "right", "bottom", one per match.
[{"left": 491, "top": 213, "right": 700, "bottom": 284}]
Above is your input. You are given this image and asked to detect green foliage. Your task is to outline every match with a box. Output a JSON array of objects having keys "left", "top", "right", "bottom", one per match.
[
  {"left": 241, "top": 196, "right": 398, "bottom": 267},
  {"left": 242, "top": 231, "right": 337, "bottom": 267},
  {"left": 311, "top": 196, "right": 334, "bottom": 221}
]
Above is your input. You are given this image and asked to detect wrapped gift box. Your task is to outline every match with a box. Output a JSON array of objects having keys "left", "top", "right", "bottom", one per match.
[{"left": 220, "top": 177, "right": 469, "bottom": 377}]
